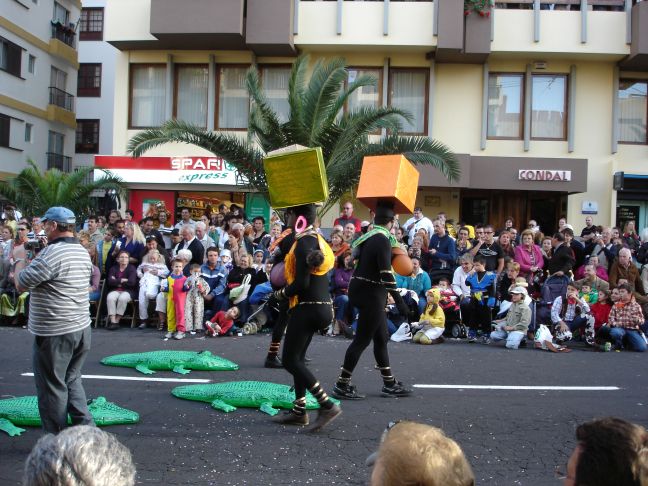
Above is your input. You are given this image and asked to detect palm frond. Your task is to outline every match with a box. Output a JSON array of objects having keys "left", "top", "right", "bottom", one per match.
[{"left": 245, "top": 67, "right": 286, "bottom": 150}]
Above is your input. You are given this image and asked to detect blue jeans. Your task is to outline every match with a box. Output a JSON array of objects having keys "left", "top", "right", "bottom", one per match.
[
  {"left": 609, "top": 327, "right": 647, "bottom": 352},
  {"left": 490, "top": 327, "right": 526, "bottom": 349},
  {"left": 333, "top": 294, "right": 349, "bottom": 322},
  {"left": 565, "top": 314, "right": 588, "bottom": 332}
]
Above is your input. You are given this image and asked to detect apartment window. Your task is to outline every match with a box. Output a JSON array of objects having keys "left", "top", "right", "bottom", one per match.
[
  {"left": 130, "top": 64, "right": 166, "bottom": 128},
  {"left": 347, "top": 68, "right": 382, "bottom": 113},
  {"left": 175, "top": 65, "right": 208, "bottom": 128},
  {"left": 48, "top": 130, "right": 64, "bottom": 154},
  {"left": 25, "top": 123, "right": 32, "bottom": 143},
  {"left": 76, "top": 119, "right": 99, "bottom": 153},
  {"left": 259, "top": 65, "right": 290, "bottom": 123},
  {"left": 217, "top": 66, "right": 249, "bottom": 130},
  {"left": 531, "top": 74, "right": 567, "bottom": 140},
  {"left": 388, "top": 69, "right": 428, "bottom": 134},
  {"left": 79, "top": 8, "right": 104, "bottom": 41},
  {"left": 28, "top": 55, "right": 35, "bottom": 74},
  {"left": 0, "top": 114, "right": 9, "bottom": 148},
  {"left": 53, "top": 2, "right": 69, "bottom": 24},
  {"left": 487, "top": 74, "right": 523, "bottom": 139},
  {"left": 0, "top": 37, "right": 22, "bottom": 77},
  {"left": 618, "top": 80, "right": 647, "bottom": 144},
  {"left": 50, "top": 65, "right": 67, "bottom": 90},
  {"left": 78, "top": 63, "right": 101, "bottom": 97}
]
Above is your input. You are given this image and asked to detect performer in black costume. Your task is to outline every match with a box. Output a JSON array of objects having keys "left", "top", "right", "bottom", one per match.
[
  {"left": 333, "top": 201, "right": 412, "bottom": 399},
  {"left": 264, "top": 227, "right": 295, "bottom": 369},
  {"left": 272, "top": 204, "right": 341, "bottom": 431}
]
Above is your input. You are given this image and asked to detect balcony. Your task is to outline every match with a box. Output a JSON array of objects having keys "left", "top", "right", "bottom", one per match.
[
  {"left": 51, "top": 21, "right": 76, "bottom": 48},
  {"left": 47, "top": 153, "right": 72, "bottom": 172},
  {"left": 49, "top": 87, "right": 75, "bottom": 112}
]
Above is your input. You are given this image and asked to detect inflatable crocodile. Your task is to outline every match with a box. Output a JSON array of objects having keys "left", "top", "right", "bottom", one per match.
[
  {"left": 172, "top": 381, "right": 340, "bottom": 416},
  {"left": 101, "top": 350, "right": 239, "bottom": 375},
  {"left": 0, "top": 396, "right": 140, "bottom": 437}
]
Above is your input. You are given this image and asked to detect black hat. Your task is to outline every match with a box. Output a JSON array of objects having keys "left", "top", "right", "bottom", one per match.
[{"left": 374, "top": 200, "right": 395, "bottom": 225}]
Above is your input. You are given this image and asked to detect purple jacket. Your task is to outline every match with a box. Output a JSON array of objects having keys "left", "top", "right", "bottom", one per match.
[
  {"left": 107, "top": 264, "right": 138, "bottom": 300},
  {"left": 332, "top": 267, "right": 353, "bottom": 296}
]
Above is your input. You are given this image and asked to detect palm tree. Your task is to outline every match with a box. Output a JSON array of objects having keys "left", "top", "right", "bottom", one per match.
[
  {"left": 128, "top": 55, "right": 459, "bottom": 215},
  {"left": 0, "top": 160, "right": 126, "bottom": 220}
]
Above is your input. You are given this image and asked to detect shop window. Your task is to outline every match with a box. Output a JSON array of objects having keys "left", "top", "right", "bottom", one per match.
[
  {"left": 388, "top": 68, "right": 428, "bottom": 135},
  {"left": 217, "top": 66, "right": 250, "bottom": 130},
  {"left": 487, "top": 73, "right": 523, "bottom": 139},
  {"left": 0, "top": 37, "right": 22, "bottom": 77},
  {"left": 175, "top": 65, "right": 208, "bottom": 128},
  {"left": 259, "top": 65, "right": 290, "bottom": 123},
  {"left": 618, "top": 80, "right": 647, "bottom": 144},
  {"left": 130, "top": 64, "right": 166, "bottom": 129},
  {"left": 0, "top": 114, "right": 10, "bottom": 148},
  {"left": 79, "top": 8, "right": 104, "bottom": 41},
  {"left": 531, "top": 74, "right": 567, "bottom": 140},
  {"left": 76, "top": 119, "right": 99, "bottom": 154},
  {"left": 78, "top": 63, "right": 101, "bottom": 97}
]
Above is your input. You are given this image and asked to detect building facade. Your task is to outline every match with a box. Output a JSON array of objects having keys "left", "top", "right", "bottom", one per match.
[
  {"left": 102, "top": 0, "right": 648, "bottom": 233},
  {"left": 1, "top": 0, "right": 81, "bottom": 179}
]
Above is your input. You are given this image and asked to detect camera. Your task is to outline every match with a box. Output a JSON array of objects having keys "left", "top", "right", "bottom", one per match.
[{"left": 25, "top": 239, "right": 45, "bottom": 253}]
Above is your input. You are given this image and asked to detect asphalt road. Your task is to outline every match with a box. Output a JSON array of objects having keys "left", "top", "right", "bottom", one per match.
[{"left": 1, "top": 325, "right": 646, "bottom": 485}]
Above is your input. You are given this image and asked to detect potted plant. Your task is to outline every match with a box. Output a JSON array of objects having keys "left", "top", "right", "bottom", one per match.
[{"left": 464, "top": 0, "right": 494, "bottom": 17}]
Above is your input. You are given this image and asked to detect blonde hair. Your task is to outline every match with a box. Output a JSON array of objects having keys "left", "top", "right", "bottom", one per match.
[
  {"left": 126, "top": 221, "right": 146, "bottom": 245},
  {"left": 371, "top": 422, "right": 474, "bottom": 486},
  {"left": 506, "top": 261, "right": 520, "bottom": 272}
]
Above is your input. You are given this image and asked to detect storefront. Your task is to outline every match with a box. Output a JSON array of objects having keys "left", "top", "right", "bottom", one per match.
[
  {"left": 94, "top": 155, "right": 270, "bottom": 226},
  {"left": 417, "top": 155, "right": 588, "bottom": 234},
  {"left": 615, "top": 173, "right": 648, "bottom": 231}
]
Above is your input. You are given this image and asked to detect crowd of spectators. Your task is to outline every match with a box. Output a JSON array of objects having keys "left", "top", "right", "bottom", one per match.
[{"left": 1, "top": 201, "right": 647, "bottom": 351}]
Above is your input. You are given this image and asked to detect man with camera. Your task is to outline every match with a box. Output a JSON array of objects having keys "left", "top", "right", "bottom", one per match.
[{"left": 16, "top": 206, "right": 94, "bottom": 433}]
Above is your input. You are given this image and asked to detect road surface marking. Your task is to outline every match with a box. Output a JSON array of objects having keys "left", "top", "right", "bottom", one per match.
[
  {"left": 413, "top": 384, "right": 619, "bottom": 391},
  {"left": 21, "top": 372, "right": 210, "bottom": 383}
]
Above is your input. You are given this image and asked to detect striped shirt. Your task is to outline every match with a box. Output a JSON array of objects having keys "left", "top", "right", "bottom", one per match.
[{"left": 17, "top": 237, "right": 92, "bottom": 336}]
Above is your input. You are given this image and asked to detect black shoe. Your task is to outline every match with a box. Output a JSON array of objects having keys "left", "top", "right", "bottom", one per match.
[
  {"left": 264, "top": 356, "right": 283, "bottom": 369},
  {"left": 272, "top": 410, "right": 309, "bottom": 426},
  {"left": 338, "top": 321, "right": 354, "bottom": 339},
  {"left": 332, "top": 383, "right": 365, "bottom": 400},
  {"left": 381, "top": 381, "right": 412, "bottom": 398},
  {"left": 308, "top": 403, "right": 342, "bottom": 433},
  {"left": 106, "top": 321, "right": 120, "bottom": 331},
  {"left": 304, "top": 356, "right": 312, "bottom": 363}
]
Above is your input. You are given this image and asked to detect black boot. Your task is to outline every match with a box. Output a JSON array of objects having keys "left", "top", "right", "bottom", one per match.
[
  {"left": 272, "top": 410, "right": 309, "bottom": 426},
  {"left": 264, "top": 355, "right": 283, "bottom": 369},
  {"left": 308, "top": 404, "right": 342, "bottom": 433}
]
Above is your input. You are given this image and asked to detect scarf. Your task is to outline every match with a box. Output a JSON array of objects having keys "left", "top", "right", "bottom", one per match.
[{"left": 352, "top": 225, "right": 399, "bottom": 249}]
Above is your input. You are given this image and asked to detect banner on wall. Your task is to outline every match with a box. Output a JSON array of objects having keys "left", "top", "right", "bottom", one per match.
[{"left": 94, "top": 156, "right": 241, "bottom": 185}]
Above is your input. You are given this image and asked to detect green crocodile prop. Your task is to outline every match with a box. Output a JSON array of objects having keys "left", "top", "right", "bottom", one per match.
[
  {"left": 101, "top": 350, "right": 239, "bottom": 375},
  {"left": 0, "top": 396, "right": 140, "bottom": 437},
  {"left": 172, "top": 381, "right": 340, "bottom": 416}
]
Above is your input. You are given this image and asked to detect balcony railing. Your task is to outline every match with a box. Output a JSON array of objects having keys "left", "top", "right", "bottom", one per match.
[
  {"left": 47, "top": 152, "right": 72, "bottom": 172},
  {"left": 49, "top": 87, "right": 75, "bottom": 112},
  {"left": 494, "top": 0, "right": 626, "bottom": 10},
  {"left": 51, "top": 21, "right": 76, "bottom": 47}
]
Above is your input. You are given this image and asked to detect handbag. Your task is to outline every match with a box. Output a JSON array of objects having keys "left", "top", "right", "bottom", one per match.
[{"left": 229, "top": 274, "right": 252, "bottom": 304}]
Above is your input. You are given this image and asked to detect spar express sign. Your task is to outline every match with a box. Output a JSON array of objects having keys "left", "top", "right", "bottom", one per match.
[{"left": 94, "top": 156, "right": 240, "bottom": 185}]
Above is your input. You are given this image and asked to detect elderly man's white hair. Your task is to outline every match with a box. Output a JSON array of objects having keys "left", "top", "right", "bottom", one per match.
[
  {"left": 195, "top": 221, "right": 206, "bottom": 231},
  {"left": 23, "top": 425, "right": 136, "bottom": 486},
  {"left": 176, "top": 249, "right": 193, "bottom": 262},
  {"left": 619, "top": 247, "right": 632, "bottom": 258},
  {"left": 181, "top": 224, "right": 195, "bottom": 236}
]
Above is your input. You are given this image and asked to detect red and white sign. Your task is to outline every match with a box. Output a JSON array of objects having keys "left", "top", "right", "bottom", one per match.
[
  {"left": 94, "top": 156, "right": 239, "bottom": 185},
  {"left": 518, "top": 169, "right": 572, "bottom": 182}
]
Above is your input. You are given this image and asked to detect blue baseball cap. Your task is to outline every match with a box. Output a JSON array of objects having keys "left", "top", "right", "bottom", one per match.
[{"left": 41, "top": 206, "right": 76, "bottom": 224}]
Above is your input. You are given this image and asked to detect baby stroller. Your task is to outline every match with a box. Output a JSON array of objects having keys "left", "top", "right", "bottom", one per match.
[
  {"left": 535, "top": 274, "right": 570, "bottom": 327},
  {"left": 243, "top": 282, "right": 273, "bottom": 335}
]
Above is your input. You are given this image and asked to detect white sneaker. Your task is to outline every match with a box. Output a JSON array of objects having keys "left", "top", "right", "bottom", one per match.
[
  {"left": 164, "top": 331, "right": 173, "bottom": 339},
  {"left": 189, "top": 330, "right": 196, "bottom": 335},
  {"left": 174, "top": 331, "right": 185, "bottom": 340}
]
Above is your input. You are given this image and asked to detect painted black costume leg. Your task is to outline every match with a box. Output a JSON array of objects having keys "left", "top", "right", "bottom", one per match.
[{"left": 265, "top": 297, "right": 288, "bottom": 368}]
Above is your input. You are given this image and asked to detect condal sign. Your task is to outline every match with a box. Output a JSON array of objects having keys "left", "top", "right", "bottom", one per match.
[
  {"left": 94, "top": 156, "right": 240, "bottom": 185},
  {"left": 518, "top": 169, "right": 572, "bottom": 182}
]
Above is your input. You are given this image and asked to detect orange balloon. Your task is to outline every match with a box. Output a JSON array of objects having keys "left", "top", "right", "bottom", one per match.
[{"left": 391, "top": 248, "right": 413, "bottom": 276}]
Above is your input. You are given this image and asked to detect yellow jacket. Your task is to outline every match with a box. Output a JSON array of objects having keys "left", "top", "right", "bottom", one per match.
[{"left": 419, "top": 288, "right": 445, "bottom": 328}]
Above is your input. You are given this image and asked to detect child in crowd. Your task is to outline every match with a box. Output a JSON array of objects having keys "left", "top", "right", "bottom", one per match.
[
  {"left": 465, "top": 254, "right": 497, "bottom": 343},
  {"left": 161, "top": 259, "right": 188, "bottom": 340},
  {"left": 385, "top": 292, "right": 409, "bottom": 336},
  {"left": 437, "top": 277, "right": 459, "bottom": 313},
  {"left": 489, "top": 286, "right": 531, "bottom": 349},
  {"left": 412, "top": 288, "right": 445, "bottom": 345},
  {"left": 183, "top": 263, "right": 210, "bottom": 335},
  {"left": 579, "top": 283, "right": 598, "bottom": 304},
  {"left": 590, "top": 289, "right": 613, "bottom": 341},
  {"left": 251, "top": 249, "right": 265, "bottom": 271},
  {"left": 220, "top": 249, "right": 233, "bottom": 272},
  {"left": 205, "top": 306, "right": 240, "bottom": 337},
  {"left": 533, "top": 324, "right": 572, "bottom": 353},
  {"left": 136, "top": 249, "right": 169, "bottom": 329}
]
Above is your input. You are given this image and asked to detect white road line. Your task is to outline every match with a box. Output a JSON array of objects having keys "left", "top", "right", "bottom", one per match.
[
  {"left": 413, "top": 384, "right": 619, "bottom": 391},
  {"left": 21, "top": 373, "right": 210, "bottom": 384}
]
